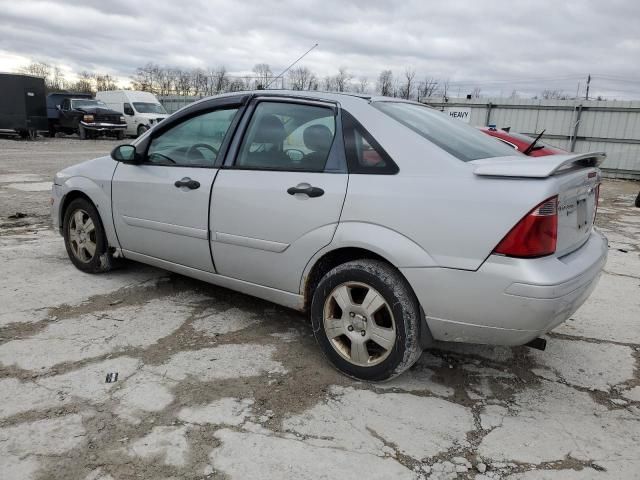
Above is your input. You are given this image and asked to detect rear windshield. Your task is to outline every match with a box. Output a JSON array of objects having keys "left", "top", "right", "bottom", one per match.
[{"left": 373, "top": 102, "right": 519, "bottom": 162}]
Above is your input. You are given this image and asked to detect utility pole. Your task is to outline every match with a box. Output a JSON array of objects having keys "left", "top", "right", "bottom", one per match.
[{"left": 585, "top": 74, "right": 591, "bottom": 100}]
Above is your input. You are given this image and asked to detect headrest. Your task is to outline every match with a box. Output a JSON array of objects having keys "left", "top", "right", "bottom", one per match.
[
  {"left": 252, "top": 114, "right": 285, "bottom": 143},
  {"left": 303, "top": 124, "right": 333, "bottom": 152}
]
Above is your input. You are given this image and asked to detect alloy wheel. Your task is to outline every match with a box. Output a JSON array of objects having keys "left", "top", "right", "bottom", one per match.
[
  {"left": 322, "top": 282, "right": 396, "bottom": 367},
  {"left": 68, "top": 209, "right": 97, "bottom": 263}
]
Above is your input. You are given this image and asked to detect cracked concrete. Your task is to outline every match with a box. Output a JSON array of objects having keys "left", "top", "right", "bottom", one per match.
[{"left": 0, "top": 138, "right": 639, "bottom": 479}]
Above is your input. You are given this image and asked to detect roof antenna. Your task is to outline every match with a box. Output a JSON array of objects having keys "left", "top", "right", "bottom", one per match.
[{"left": 266, "top": 43, "right": 319, "bottom": 89}]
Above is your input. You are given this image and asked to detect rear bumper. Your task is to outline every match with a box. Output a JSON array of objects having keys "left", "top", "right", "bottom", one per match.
[{"left": 401, "top": 229, "right": 608, "bottom": 346}]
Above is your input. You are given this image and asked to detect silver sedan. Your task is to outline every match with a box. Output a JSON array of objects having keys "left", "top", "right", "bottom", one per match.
[{"left": 51, "top": 91, "right": 607, "bottom": 380}]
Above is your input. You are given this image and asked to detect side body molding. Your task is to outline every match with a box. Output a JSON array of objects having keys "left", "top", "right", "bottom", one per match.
[{"left": 300, "top": 221, "right": 437, "bottom": 293}]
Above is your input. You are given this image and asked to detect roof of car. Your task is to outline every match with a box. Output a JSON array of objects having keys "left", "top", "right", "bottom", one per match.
[{"left": 186, "top": 89, "right": 424, "bottom": 110}]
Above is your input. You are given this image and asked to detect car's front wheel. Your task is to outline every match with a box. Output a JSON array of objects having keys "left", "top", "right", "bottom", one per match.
[
  {"left": 311, "top": 259, "right": 423, "bottom": 381},
  {"left": 63, "top": 198, "right": 113, "bottom": 273}
]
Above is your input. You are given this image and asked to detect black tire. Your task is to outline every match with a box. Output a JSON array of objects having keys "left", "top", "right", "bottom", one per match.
[
  {"left": 311, "top": 259, "right": 423, "bottom": 381},
  {"left": 137, "top": 125, "right": 147, "bottom": 137},
  {"left": 63, "top": 198, "right": 114, "bottom": 273},
  {"left": 117, "top": 130, "right": 125, "bottom": 140},
  {"left": 635, "top": 191, "right": 640, "bottom": 208},
  {"left": 78, "top": 124, "right": 87, "bottom": 140}
]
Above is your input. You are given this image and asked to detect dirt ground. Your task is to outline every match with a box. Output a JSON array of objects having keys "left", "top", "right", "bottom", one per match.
[{"left": 1, "top": 135, "right": 639, "bottom": 480}]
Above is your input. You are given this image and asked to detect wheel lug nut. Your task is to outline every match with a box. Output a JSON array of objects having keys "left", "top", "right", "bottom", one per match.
[{"left": 347, "top": 325, "right": 354, "bottom": 332}]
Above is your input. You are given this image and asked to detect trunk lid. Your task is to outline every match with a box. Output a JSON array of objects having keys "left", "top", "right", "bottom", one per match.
[{"left": 471, "top": 152, "right": 605, "bottom": 257}]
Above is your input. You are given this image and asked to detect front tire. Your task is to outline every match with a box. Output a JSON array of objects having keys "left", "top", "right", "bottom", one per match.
[
  {"left": 116, "top": 130, "right": 125, "bottom": 140},
  {"left": 63, "top": 198, "right": 113, "bottom": 273},
  {"left": 311, "top": 259, "right": 423, "bottom": 381},
  {"left": 78, "top": 124, "right": 87, "bottom": 140},
  {"left": 137, "top": 125, "right": 147, "bottom": 137}
]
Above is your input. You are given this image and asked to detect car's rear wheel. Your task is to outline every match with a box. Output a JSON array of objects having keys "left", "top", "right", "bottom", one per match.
[
  {"left": 311, "top": 259, "right": 423, "bottom": 381},
  {"left": 63, "top": 198, "right": 113, "bottom": 273}
]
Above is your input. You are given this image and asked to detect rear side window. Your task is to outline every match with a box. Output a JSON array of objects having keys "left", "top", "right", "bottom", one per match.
[
  {"left": 235, "top": 102, "right": 336, "bottom": 172},
  {"left": 373, "top": 102, "right": 519, "bottom": 162},
  {"left": 342, "top": 111, "right": 398, "bottom": 174}
]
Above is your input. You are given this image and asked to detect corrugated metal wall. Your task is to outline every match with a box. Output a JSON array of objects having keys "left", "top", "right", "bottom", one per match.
[{"left": 426, "top": 98, "right": 640, "bottom": 179}]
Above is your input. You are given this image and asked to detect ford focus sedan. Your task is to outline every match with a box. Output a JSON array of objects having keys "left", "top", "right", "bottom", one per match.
[{"left": 51, "top": 91, "right": 607, "bottom": 381}]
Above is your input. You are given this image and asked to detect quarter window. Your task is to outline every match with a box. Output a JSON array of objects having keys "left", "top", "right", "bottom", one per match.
[
  {"left": 342, "top": 110, "right": 398, "bottom": 174},
  {"left": 236, "top": 102, "right": 336, "bottom": 172},
  {"left": 147, "top": 108, "right": 238, "bottom": 167}
]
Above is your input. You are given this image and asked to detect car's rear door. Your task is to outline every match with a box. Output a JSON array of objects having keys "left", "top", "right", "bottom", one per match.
[
  {"left": 111, "top": 96, "right": 245, "bottom": 272},
  {"left": 210, "top": 97, "right": 348, "bottom": 292}
]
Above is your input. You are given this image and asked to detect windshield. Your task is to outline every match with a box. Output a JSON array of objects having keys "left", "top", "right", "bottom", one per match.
[
  {"left": 71, "top": 99, "right": 107, "bottom": 108},
  {"left": 373, "top": 102, "right": 519, "bottom": 162},
  {"left": 133, "top": 102, "right": 167, "bottom": 114}
]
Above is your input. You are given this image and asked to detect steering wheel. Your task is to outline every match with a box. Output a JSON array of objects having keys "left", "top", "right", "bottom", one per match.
[
  {"left": 149, "top": 152, "right": 176, "bottom": 164},
  {"left": 285, "top": 148, "right": 305, "bottom": 162},
  {"left": 187, "top": 143, "right": 218, "bottom": 160}
]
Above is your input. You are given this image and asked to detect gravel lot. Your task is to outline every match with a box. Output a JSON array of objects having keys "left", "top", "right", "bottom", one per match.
[{"left": 1, "top": 136, "right": 639, "bottom": 480}]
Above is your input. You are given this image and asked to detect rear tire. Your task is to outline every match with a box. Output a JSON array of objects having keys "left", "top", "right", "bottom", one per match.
[
  {"left": 311, "top": 259, "right": 423, "bottom": 381},
  {"left": 63, "top": 198, "right": 114, "bottom": 273}
]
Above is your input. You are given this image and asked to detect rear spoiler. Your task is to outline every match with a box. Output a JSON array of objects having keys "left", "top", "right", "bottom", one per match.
[{"left": 471, "top": 152, "right": 606, "bottom": 178}]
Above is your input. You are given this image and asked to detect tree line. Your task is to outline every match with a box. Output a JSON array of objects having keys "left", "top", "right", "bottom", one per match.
[
  {"left": 18, "top": 60, "right": 579, "bottom": 101},
  {"left": 18, "top": 61, "right": 118, "bottom": 94}
]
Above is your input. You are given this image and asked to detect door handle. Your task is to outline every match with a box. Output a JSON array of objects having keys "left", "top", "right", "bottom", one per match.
[
  {"left": 174, "top": 177, "right": 200, "bottom": 189},
  {"left": 287, "top": 185, "right": 325, "bottom": 198}
]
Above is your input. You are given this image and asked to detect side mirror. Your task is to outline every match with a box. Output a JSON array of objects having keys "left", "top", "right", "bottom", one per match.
[{"left": 111, "top": 145, "right": 138, "bottom": 164}]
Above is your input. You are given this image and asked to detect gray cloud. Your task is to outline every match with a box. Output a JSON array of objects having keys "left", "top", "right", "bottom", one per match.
[{"left": 1, "top": 0, "right": 639, "bottom": 98}]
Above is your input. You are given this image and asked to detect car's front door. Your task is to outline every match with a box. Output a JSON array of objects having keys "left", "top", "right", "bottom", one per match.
[
  {"left": 112, "top": 103, "right": 243, "bottom": 272},
  {"left": 59, "top": 98, "right": 75, "bottom": 129},
  {"left": 210, "top": 98, "right": 348, "bottom": 292}
]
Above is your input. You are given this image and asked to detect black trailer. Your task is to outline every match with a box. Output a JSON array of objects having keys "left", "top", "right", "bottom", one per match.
[
  {"left": 46, "top": 92, "right": 92, "bottom": 136},
  {"left": 0, "top": 73, "right": 47, "bottom": 139}
]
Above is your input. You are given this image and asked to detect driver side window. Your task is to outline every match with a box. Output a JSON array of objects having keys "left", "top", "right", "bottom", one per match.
[{"left": 147, "top": 108, "right": 239, "bottom": 167}]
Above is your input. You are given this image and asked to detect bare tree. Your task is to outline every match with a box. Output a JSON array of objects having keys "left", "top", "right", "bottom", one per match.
[
  {"left": 417, "top": 76, "right": 439, "bottom": 101},
  {"left": 73, "top": 71, "right": 94, "bottom": 94},
  {"left": 252, "top": 63, "right": 272, "bottom": 89},
  {"left": 288, "top": 66, "right": 316, "bottom": 90},
  {"left": 399, "top": 68, "right": 416, "bottom": 100},
  {"left": 19, "top": 61, "right": 51, "bottom": 79},
  {"left": 94, "top": 73, "right": 118, "bottom": 92},
  {"left": 472, "top": 87, "right": 482, "bottom": 99},
  {"left": 211, "top": 67, "right": 229, "bottom": 94},
  {"left": 353, "top": 77, "right": 369, "bottom": 94},
  {"left": 377, "top": 70, "right": 393, "bottom": 96},
  {"left": 541, "top": 89, "right": 568, "bottom": 100},
  {"left": 440, "top": 79, "right": 450, "bottom": 100},
  {"left": 333, "top": 67, "right": 352, "bottom": 92}
]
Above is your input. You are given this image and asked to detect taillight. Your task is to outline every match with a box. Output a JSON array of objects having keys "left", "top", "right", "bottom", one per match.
[{"left": 493, "top": 196, "right": 558, "bottom": 258}]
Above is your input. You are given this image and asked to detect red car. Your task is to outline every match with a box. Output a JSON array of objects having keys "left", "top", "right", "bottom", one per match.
[{"left": 479, "top": 126, "right": 565, "bottom": 157}]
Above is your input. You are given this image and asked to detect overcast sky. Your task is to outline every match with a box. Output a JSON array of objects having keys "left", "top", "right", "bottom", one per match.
[{"left": 1, "top": 0, "right": 639, "bottom": 99}]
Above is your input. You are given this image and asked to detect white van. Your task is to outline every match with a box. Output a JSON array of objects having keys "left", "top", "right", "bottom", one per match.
[{"left": 96, "top": 90, "right": 169, "bottom": 137}]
